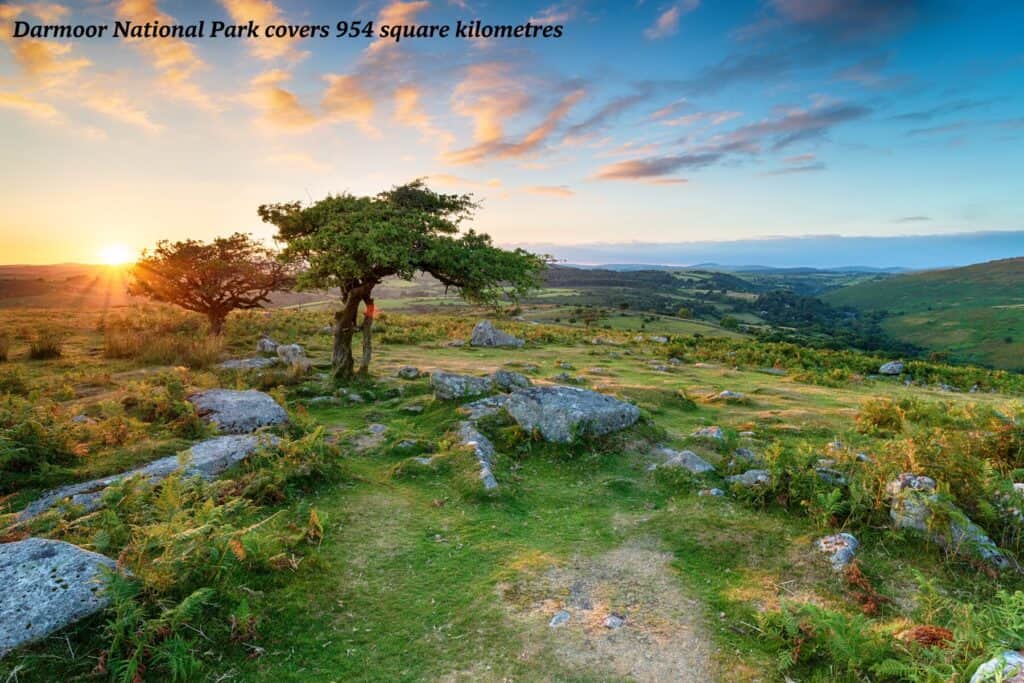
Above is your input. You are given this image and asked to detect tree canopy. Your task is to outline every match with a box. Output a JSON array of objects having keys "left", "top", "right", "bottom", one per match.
[
  {"left": 259, "top": 180, "right": 546, "bottom": 379},
  {"left": 128, "top": 233, "right": 292, "bottom": 335}
]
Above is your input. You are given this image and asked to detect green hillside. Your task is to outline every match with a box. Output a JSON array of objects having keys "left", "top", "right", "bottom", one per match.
[{"left": 826, "top": 257, "right": 1024, "bottom": 369}]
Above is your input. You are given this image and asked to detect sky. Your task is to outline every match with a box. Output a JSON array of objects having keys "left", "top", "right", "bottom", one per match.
[{"left": 0, "top": 0, "right": 1022, "bottom": 266}]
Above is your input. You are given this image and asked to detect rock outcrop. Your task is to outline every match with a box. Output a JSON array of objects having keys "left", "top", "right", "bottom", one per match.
[
  {"left": 256, "top": 337, "right": 278, "bottom": 354},
  {"left": 469, "top": 320, "right": 524, "bottom": 348},
  {"left": 491, "top": 370, "right": 532, "bottom": 391},
  {"left": 218, "top": 357, "right": 278, "bottom": 371},
  {"left": 505, "top": 386, "right": 639, "bottom": 443},
  {"left": 970, "top": 652, "right": 1024, "bottom": 683},
  {"left": 189, "top": 389, "right": 288, "bottom": 434},
  {"left": 879, "top": 360, "right": 905, "bottom": 375},
  {"left": 656, "top": 447, "right": 716, "bottom": 474},
  {"left": 726, "top": 469, "right": 771, "bottom": 488},
  {"left": 430, "top": 371, "right": 493, "bottom": 400},
  {"left": 457, "top": 423, "right": 498, "bottom": 490}
]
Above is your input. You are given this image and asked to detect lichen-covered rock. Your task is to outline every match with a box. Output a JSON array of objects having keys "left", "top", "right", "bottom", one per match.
[
  {"left": 879, "top": 360, "right": 905, "bottom": 375},
  {"left": 970, "top": 651, "right": 1024, "bottom": 683},
  {"left": 657, "top": 447, "right": 715, "bottom": 474},
  {"left": 726, "top": 469, "right": 771, "bottom": 488},
  {"left": 189, "top": 389, "right": 288, "bottom": 434},
  {"left": 218, "top": 357, "right": 278, "bottom": 371},
  {"left": 691, "top": 426, "right": 725, "bottom": 442},
  {"left": 256, "top": 337, "right": 278, "bottom": 354},
  {"left": 461, "top": 394, "right": 510, "bottom": 421},
  {"left": 0, "top": 539, "right": 119, "bottom": 658},
  {"left": 457, "top": 422, "right": 498, "bottom": 490},
  {"left": 20, "top": 435, "right": 278, "bottom": 519},
  {"left": 817, "top": 533, "right": 859, "bottom": 571},
  {"left": 469, "top": 320, "right": 524, "bottom": 348},
  {"left": 505, "top": 386, "right": 640, "bottom": 443},
  {"left": 430, "top": 371, "right": 493, "bottom": 400},
  {"left": 886, "top": 473, "right": 1009, "bottom": 569},
  {"left": 491, "top": 370, "right": 532, "bottom": 391},
  {"left": 276, "top": 343, "right": 307, "bottom": 366},
  {"left": 396, "top": 366, "right": 421, "bottom": 379}
]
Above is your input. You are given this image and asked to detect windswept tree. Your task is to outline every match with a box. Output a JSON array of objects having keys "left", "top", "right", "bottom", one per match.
[
  {"left": 259, "top": 180, "right": 546, "bottom": 380},
  {"left": 128, "top": 233, "right": 293, "bottom": 335}
]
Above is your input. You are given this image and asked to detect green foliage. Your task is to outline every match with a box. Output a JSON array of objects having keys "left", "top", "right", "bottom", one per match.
[
  {"left": 27, "top": 326, "right": 63, "bottom": 360},
  {"left": 857, "top": 397, "right": 906, "bottom": 434}
]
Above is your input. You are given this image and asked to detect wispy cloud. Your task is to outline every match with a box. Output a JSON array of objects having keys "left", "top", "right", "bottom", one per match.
[
  {"left": 644, "top": 0, "right": 699, "bottom": 40},
  {"left": 219, "top": 0, "right": 307, "bottom": 61},
  {"left": 248, "top": 69, "right": 318, "bottom": 130},
  {"left": 594, "top": 151, "right": 721, "bottom": 181},
  {"left": 893, "top": 215, "right": 931, "bottom": 223},
  {"left": 526, "top": 184, "right": 575, "bottom": 197}
]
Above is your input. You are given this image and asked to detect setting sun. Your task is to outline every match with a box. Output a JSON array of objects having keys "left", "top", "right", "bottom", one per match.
[{"left": 98, "top": 244, "right": 135, "bottom": 266}]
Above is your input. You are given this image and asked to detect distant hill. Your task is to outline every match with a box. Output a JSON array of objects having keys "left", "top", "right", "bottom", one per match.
[{"left": 825, "top": 257, "right": 1024, "bottom": 370}]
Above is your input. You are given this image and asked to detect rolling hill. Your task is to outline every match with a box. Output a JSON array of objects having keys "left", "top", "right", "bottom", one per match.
[{"left": 825, "top": 257, "right": 1024, "bottom": 370}]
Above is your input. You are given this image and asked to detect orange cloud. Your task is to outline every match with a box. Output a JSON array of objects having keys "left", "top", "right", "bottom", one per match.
[
  {"left": 219, "top": 0, "right": 306, "bottom": 61},
  {"left": 247, "top": 69, "right": 318, "bottom": 130},
  {"left": 451, "top": 62, "right": 532, "bottom": 144},
  {"left": 8, "top": 40, "right": 89, "bottom": 81},
  {"left": 321, "top": 74, "right": 376, "bottom": 132},
  {"left": 0, "top": 91, "right": 61, "bottom": 120},
  {"left": 394, "top": 85, "right": 453, "bottom": 147},
  {"left": 526, "top": 185, "right": 574, "bottom": 197}
]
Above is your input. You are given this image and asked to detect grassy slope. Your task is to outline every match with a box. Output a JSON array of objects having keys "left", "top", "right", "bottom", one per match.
[{"left": 826, "top": 258, "right": 1024, "bottom": 369}]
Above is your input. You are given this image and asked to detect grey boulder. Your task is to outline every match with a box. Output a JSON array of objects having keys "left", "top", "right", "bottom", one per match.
[
  {"left": 469, "top": 320, "right": 524, "bottom": 348},
  {"left": 879, "top": 360, "right": 905, "bottom": 375},
  {"left": 491, "top": 370, "right": 532, "bottom": 391},
  {"left": 691, "top": 426, "right": 725, "bottom": 442},
  {"left": 457, "top": 422, "right": 498, "bottom": 490},
  {"left": 218, "top": 357, "right": 278, "bottom": 371},
  {"left": 817, "top": 533, "right": 859, "bottom": 571},
  {"left": 505, "top": 386, "right": 639, "bottom": 443},
  {"left": 0, "top": 539, "right": 119, "bottom": 658},
  {"left": 396, "top": 366, "right": 421, "bottom": 379},
  {"left": 726, "top": 469, "right": 771, "bottom": 488},
  {"left": 430, "top": 371, "right": 493, "bottom": 401},
  {"left": 971, "top": 652, "right": 1024, "bottom": 683},
  {"left": 657, "top": 447, "right": 715, "bottom": 474},
  {"left": 189, "top": 389, "right": 288, "bottom": 434},
  {"left": 256, "top": 337, "right": 278, "bottom": 354},
  {"left": 276, "top": 343, "right": 308, "bottom": 366}
]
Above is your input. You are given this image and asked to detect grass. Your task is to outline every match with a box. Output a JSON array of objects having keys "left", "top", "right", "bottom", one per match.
[{"left": 2, "top": 303, "right": 1024, "bottom": 680}]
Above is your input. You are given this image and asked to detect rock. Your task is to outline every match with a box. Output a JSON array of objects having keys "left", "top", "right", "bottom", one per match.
[
  {"left": 461, "top": 395, "right": 510, "bottom": 421},
  {"left": 726, "top": 469, "right": 771, "bottom": 488},
  {"left": 347, "top": 393, "right": 365, "bottom": 403},
  {"left": 549, "top": 610, "right": 571, "bottom": 627},
  {"left": 20, "top": 435, "right": 277, "bottom": 519},
  {"left": 505, "top": 386, "right": 640, "bottom": 443},
  {"left": 276, "top": 343, "right": 307, "bottom": 366},
  {"left": 603, "top": 613, "right": 626, "bottom": 629},
  {"left": 354, "top": 424, "right": 388, "bottom": 452},
  {"left": 886, "top": 473, "right": 1009, "bottom": 569},
  {"left": 403, "top": 404, "right": 425, "bottom": 414},
  {"left": 446, "top": 340, "right": 466, "bottom": 348},
  {"left": 691, "top": 426, "right": 725, "bottom": 442},
  {"left": 430, "top": 371, "right": 493, "bottom": 401},
  {"left": 716, "top": 390, "right": 745, "bottom": 401},
  {"left": 218, "top": 357, "right": 278, "bottom": 371},
  {"left": 558, "top": 362, "right": 574, "bottom": 370},
  {"left": 457, "top": 422, "right": 498, "bottom": 490},
  {"left": 817, "top": 533, "right": 859, "bottom": 571},
  {"left": 0, "top": 538, "right": 120, "bottom": 657},
  {"left": 657, "top": 447, "right": 715, "bottom": 474},
  {"left": 758, "top": 367, "right": 787, "bottom": 376},
  {"left": 412, "top": 456, "right": 435, "bottom": 465},
  {"left": 552, "top": 372, "right": 580, "bottom": 384},
  {"left": 189, "top": 389, "right": 288, "bottom": 434},
  {"left": 879, "top": 360, "right": 905, "bottom": 375},
  {"left": 970, "top": 652, "right": 1024, "bottom": 683},
  {"left": 396, "top": 366, "right": 421, "bottom": 379},
  {"left": 738, "top": 431, "right": 756, "bottom": 438},
  {"left": 649, "top": 335, "right": 669, "bottom": 343},
  {"left": 70, "top": 414, "right": 92, "bottom": 424},
  {"left": 816, "top": 467, "right": 847, "bottom": 487},
  {"left": 491, "top": 370, "right": 532, "bottom": 392},
  {"left": 699, "top": 488, "right": 725, "bottom": 497},
  {"left": 469, "top": 320, "right": 524, "bottom": 348},
  {"left": 320, "top": 325, "right": 333, "bottom": 334},
  {"left": 256, "top": 337, "right": 278, "bottom": 354}
]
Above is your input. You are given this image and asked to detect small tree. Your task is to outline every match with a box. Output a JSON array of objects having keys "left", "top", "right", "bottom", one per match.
[
  {"left": 129, "top": 233, "right": 292, "bottom": 335},
  {"left": 259, "top": 180, "right": 546, "bottom": 381}
]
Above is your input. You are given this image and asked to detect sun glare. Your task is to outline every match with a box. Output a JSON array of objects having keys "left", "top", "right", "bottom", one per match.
[{"left": 99, "top": 244, "right": 135, "bottom": 266}]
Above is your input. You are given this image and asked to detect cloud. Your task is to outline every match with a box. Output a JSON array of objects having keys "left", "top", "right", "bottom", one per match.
[
  {"left": 426, "top": 174, "right": 502, "bottom": 189},
  {"left": 393, "top": 85, "right": 454, "bottom": 147},
  {"left": 906, "top": 121, "right": 966, "bottom": 136},
  {"left": 248, "top": 69, "right": 318, "bottom": 130},
  {"left": 527, "top": 184, "right": 575, "bottom": 197},
  {"left": 660, "top": 110, "right": 742, "bottom": 127},
  {"left": 81, "top": 85, "right": 163, "bottom": 133},
  {"left": 891, "top": 98, "right": 997, "bottom": 122},
  {"left": 650, "top": 99, "right": 688, "bottom": 119},
  {"left": 893, "top": 215, "right": 931, "bottom": 223},
  {"left": 446, "top": 87, "right": 585, "bottom": 164},
  {"left": 529, "top": 5, "right": 572, "bottom": 25},
  {"left": 594, "top": 151, "right": 722, "bottom": 181},
  {"left": 564, "top": 87, "right": 654, "bottom": 139},
  {"left": 0, "top": 91, "right": 61, "bottom": 120},
  {"left": 724, "top": 102, "right": 870, "bottom": 150},
  {"left": 321, "top": 73, "right": 377, "bottom": 131},
  {"left": 450, "top": 61, "right": 533, "bottom": 144},
  {"left": 644, "top": 1, "right": 699, "bottom": 40},
  {"left": 764, "top": 162, "right": 826, "bottom": 175},
  {"left": 7, "top": 40, "right": 90, "bottom": 81},
  {"left": 219, "top": 0, "right": 306, "bottom": 61}
]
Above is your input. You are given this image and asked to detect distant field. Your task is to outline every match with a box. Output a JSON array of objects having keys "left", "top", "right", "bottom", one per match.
[{"left": 826, "top": 257, "right": 1024, "bottom": 370}]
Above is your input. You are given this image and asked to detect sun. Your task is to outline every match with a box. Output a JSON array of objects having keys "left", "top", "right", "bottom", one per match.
[{"left": 98, "top": 244, "right": 135, "bottom": 266}]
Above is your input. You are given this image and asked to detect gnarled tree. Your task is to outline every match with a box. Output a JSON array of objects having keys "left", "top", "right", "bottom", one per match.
[
  {"left": 259, "top": 180, "right": 546, "bottom": 381},
  {"left": 128, "top": 233, "right": 292, "bottom": 335}
]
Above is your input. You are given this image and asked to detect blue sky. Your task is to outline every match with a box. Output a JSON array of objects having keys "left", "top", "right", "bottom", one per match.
[{"left": 0, "top": 0, "right": 1022, "bottom": 264}]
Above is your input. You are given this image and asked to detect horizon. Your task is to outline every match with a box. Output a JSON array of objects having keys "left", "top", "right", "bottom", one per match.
[{"left": 2, "top": 1, "right": 1023, "bottom": 264}]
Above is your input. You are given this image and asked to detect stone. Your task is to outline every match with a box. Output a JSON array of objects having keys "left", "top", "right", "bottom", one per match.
[
  {"left": 505, "top": 386, "right": 640, "bottom": 443},
  {"left": 603, "top": 613, "right": 626, "bottom": 629},
  {"left": 816, "top": 467, "right": 847, "bottom": 487},
  {"left": 691, "top": 426, "right": 725, "bottom": 442},
  {"left": 446, "top": 340, "right": 465, "bottom": 348},
  {"left": 649, "top": 335, "right": 669, "bottom": 343},
  {"left": 817, "top": 533, "right": 859, "bottom": 571},
  {"left": 70, "top": 414, "right": 92, "bottom": 424},
  {"left": 549, "top": 610, "right": 571, "bottom": 627},
  {"left": 716, "top": 390, "right": 745, "bottom": 401},
  {"left": 457, "top": 422, "right": 498, "bottom": 490},
  {"left": 354, "top": 424, "right": 388, "bottom": 451},
  {"left": 218, "top": 357, "right": 278, "bottom": 371},
  {"left": 970, "top": 652, "right": 1024, "bottom": 683},
  {"left": 469, "top": 320, "right": 524, "bottom": 348},
  {"left": 758, "top": 367, "right": 787, "bottom": 376},
  {"left": 276, "top": 343, "right": 307, "bottom": 365},
  {"left": 558, "top": 362, "right": 574, "bottom": 370},
  {"left": 461, "top": 395, "right": 510, "bottom": 421},
  {"left": 256, "top": 337, "right": 278, "bottom": 354},
  {"left": 491, "top": 370, "right": 532, "bottom": 392},
  {"left": 403, "top": 404, "right": 425, "bottom": 414},
  {"left": 396, "top": 366, "right": 421, "bottom": 379},
  {"left": 657, "top": 447, "right": 715, "bottom": 474},
  {"left": 0, "top": 538, "right": 119, "bottom": 657},
  {"left": 698, "top": 488, "right": 725, "bottom": 497},
  {"left": 879, "top": 360, "right": 905, "bottom": 375},
  {"left": 726, "top": 469, "right": 771, "bottom": 488},
  {"left": 189, "top": 389, "right": 288, "bottom": 434},
  {"left": 886, "top": 473, "right": 1009, "bottom": 569},
  {"left": 20, "top": 435, "right": 277, "bottom": 519},
  {"left": 430, "top": 371, "right": 493, "bottom": 401}
]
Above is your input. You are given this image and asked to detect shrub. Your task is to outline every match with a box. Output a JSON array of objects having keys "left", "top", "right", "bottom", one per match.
[
  {"left": 0, "top": 332, "right": 9, "bottom": 362},
  {"left": 28, "top": 327, "right": 63, "bottom": 360},
  {"left": 856, "top": 398, "right": 905, "bottom": 434}
]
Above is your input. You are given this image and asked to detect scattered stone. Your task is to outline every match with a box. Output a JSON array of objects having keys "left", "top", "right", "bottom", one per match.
[
  {"left": 396, "top": 366, "right": 421, "bottom": 379},
  {"left": 430, "top": 371, "right": 493, "bottom": 401},
  {"left": 0, "top": 539, "right": 121, "bottom": 658},
  {"left": 552, "top": 372, "right": 581, "bottom": 384},
  {"left": 403, "top": 404, "right": 425, "bottom": 414},
  {"left": 726, "top": 469, "right": 771, "bottom": 488},
  {"left": 698, "top": 488, "right": 725, "bottom": 497},
  {"left": 886, "top": 473, "right": 1009, "bottom": 569},
  {"left": 649, "top": 364, "right": 672, "bottom": 372},
  {"left": 691, "top": 426, "right": 725, "bottom": 442},
  {"left": 856, "top": 452, "right": 873, "bottom": 463},
  {"left": 469, "top": 320, "right": 524, "bottom": 348},
  {"left": 816, "top": 467, "right": 847, "bottom": 487},
  {"left": 491, "top": 369, "right": 532, "bottom": 391},
  {"left": 218, "top": 357, "right": 278, "bottom": 371},
  {"left": 505, "top": 386, "right": 640, "bottom": 443},
  {"left": 970, "top": 651, "right": 1024, "bottom": 683},
  {"left": 457, "top": 422, "right": 498, "bottom": 490},
  {"left": 817, "top": 533, "right": 859, "bottom": 571},
  {"left": 879, "top": 360, "right": 905, "bottom": 375},
  {"left": 558, "top": 361, "right": 574, "bottom": 370},
  {"left": 758, "top": 367, "right": 787, "bottom": 376},
  {"left": 590, "top": 337, "right": 622, "bottom": 346},
  {"left": 649, "top": 335, "right": 669, "bottom": 343},
  {"left": 20, "top": 435, "right": 277, "bottom": 519},
  {"left": 738, "top": 431, "right": 756, "bottom": 438},
  {"left": 549, "top": 610, "right": 571, "bottom": 627},
  {"left": 603, "top": 613, "right": 626, "bottom": 629},
  {"left": 189, "top": 389, "right": 288, "bottom": 434},
  {"left": 354, "top": 423, "right": 389, "bottom": 451},
  {"left": 70, "top": 414, "right": 92, "bottom": 424},
  {"left": 396, "top": 439, "right": 419, "bottom": 450},
  {"left": 657, "top": 447, "right": 716, "bottom": 474},
  {"left": 412, "top": 456, "right": 435, "bottom": 465},
  {"left": 256, "top": 337, "right": 278, "bottom": 354},
  {"left": 446, "top": 340, "right": 466, "bottom": 348},
  {"left": 715, "top": 390, "right": 745, "bottom": 401},
  {"left": 347, "top": 393, "right": 365, "bottom": 403},
  {"left": 276, "top": 343, "right": 308, "bottom": 367},
  {"left": 461, "top": 395, "right": 510, "bottom": 421}
]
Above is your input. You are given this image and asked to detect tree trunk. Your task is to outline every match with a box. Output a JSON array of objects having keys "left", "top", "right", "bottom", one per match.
[
  {"left": 357, "top": 297, "right": 375, "bottom": 376},
  {"left": 332, "top": 284, "right": 374, "bottom": 381},
  {"left": 208, "top": 312, "right": 226, "bottom": 336}
]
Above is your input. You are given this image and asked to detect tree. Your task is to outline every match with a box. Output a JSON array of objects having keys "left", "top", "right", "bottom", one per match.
[
  {"left": 259, "top": 180, "right": 546, "bottom": 381},
  {"left": 128, "top": 233, "right": 292, "bottom": 335}
]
